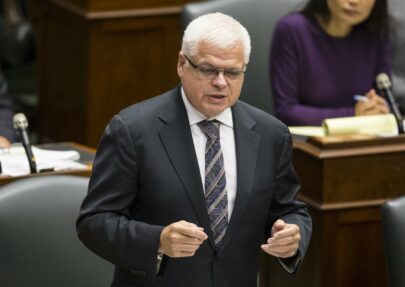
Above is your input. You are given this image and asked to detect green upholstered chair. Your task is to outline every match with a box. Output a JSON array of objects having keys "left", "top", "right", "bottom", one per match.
[
  {"left": 0, "top": 175, "right": 113, "bottom": 287},
  {"left": 381, "top": 196, "right": 405, "bottom": 287}
]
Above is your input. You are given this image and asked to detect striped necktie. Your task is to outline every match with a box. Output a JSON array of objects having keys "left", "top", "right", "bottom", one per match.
[{"left": 198, "top": 120, "right": 228, "bottom": 248}]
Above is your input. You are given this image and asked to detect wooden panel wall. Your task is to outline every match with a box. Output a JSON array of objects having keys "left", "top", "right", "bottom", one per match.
[
  {"left": 266, "top": 206, "right": 386, "bottom": 287},
  {"left": 264, "top": 137, "right": 405, "bottom": 287},
  {"left": 35, "top": 0, "right": 198, "bottom": 147},
  {"left": 62, "top": 0, "right": 194, "bottom": 11}
]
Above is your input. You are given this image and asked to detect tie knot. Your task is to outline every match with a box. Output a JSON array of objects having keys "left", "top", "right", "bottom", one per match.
[{"left": 198, "top": 120, "right": 220, "bottom": 139}]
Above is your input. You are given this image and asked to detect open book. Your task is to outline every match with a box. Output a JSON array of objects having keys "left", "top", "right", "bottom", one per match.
[
  {"left": 0, "top": 145, "right": 87, "bottom": 176},
  {"left": 289, "top": 114, "right": 399, "bottom": 138}
]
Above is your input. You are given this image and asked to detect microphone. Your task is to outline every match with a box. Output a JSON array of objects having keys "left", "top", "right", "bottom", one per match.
[
  {"left": 376, "top": 73, "right": 404, "bottom": 134},
  {"left": 13, "top": 113, "right": 37, "bottom": 173}
]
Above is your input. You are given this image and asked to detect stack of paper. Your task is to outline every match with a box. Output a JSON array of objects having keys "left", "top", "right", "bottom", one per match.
[
  {"left": 0, "top": 145, "right": 87, "bottom": 177},
  {"left": 289, "top": 114, "right": 399, "bottom": 137}
]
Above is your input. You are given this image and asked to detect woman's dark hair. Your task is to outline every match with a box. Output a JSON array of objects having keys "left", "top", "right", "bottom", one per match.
[{"left": 301, "top": 0, "right": 389, "bottom": 39}]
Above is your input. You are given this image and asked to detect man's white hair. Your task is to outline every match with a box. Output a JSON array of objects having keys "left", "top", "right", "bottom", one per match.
[{"left": 181, "top": 12, "right": 251, "bottom": 64}]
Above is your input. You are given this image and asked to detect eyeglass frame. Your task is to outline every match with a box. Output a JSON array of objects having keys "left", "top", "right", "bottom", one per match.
[{"left": 183, "top": 54, "right": 246, "bottom": 81}]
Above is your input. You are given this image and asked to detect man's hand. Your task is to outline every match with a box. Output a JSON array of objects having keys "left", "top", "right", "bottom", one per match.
[
  {"left": 261, "top": 219, "right": 301, "bottom": 258},
  {"left": 159, "top": 220, "right": 208, "bottom": 258}
]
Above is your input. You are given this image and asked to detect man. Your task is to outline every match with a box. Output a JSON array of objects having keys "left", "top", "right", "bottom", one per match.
[
  {"left": 0, "top": 71, "right": 15, "bottom": 148},
  {"left": 77, "top": 13, "right": 312, "bottom": 287}
]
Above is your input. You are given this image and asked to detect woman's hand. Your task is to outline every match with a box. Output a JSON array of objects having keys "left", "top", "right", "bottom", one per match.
[
  {"left": 355, "top": 89, "right": 389, "bottom": 116},
  {"left": 0, "top": 136, "right": 11, "bottom": 148}
]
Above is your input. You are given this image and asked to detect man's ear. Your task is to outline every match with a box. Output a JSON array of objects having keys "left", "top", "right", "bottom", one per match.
[{"left": 177, "top": 52, "right": 186, "bottom": 77}]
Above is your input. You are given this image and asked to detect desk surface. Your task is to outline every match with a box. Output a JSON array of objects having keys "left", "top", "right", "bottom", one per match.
[
  {"left": 293, "top": 133, "right": 405, "bottom": 159},
  {"left": 0, "top": 142, "right": 95, "bottom": 186},
  {"left": 39, "top": 142, "right": 95, "bottom": 164}
]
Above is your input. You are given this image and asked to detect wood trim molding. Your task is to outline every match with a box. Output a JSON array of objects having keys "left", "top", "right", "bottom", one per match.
[
  {"left": 49, "top": 0, "right": 182, "bottom": 19},
  {"left": 298, "top": 194, "right": 390, "bottom": 211},
  {"left": 294, "top": 139, "right": 405, "bottom": 159}
]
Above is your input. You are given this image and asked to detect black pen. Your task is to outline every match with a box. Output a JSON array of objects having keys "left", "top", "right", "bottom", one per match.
[{"left": 0, "top": 160, "right": 2, "bottom": 174}]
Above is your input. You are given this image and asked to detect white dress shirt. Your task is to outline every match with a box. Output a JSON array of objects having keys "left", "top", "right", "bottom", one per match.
[{"left": 181, "top": 88, "right": 237, "bottom": 219}]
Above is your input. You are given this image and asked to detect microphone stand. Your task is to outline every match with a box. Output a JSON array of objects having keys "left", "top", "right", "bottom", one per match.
[
  {"left": 13, "top": 113, "right": 37, "bottom": 174},
  {"left": 376, "top": 73, "right": 404, "bottom": 134},
  {"left": 18, "top": 129, "right": 37, "bottom": 174}
]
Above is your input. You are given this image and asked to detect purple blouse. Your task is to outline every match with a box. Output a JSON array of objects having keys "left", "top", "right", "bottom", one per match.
[{"left": 270, "top": 13, "right": 392, "bottom": 125}]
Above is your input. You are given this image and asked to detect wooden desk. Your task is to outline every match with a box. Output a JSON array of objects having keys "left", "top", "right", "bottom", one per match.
[
  {"left": 265, "top": 135, "right": 405, "bottom": 287},
  {"left": 32, "top": 0, "right": 200, "bottom": 146},
  {"left": 0, "top": 142, "right": 95, "bottom": 186}
]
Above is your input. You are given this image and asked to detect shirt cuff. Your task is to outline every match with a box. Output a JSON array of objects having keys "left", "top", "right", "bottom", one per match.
[{"left": 156, "top": 252, "right": 164, "bottom": 274}]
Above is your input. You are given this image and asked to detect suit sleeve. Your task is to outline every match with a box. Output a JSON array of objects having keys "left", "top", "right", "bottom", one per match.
[
  {"left": 76, "top": 114, "right": 164, "bottom": 282},
  {"left": 266, "top": 126, "right": 312, "bottom": 274},
  {"left": 0, "top": 72, "right": 16, "bottom": 142}
]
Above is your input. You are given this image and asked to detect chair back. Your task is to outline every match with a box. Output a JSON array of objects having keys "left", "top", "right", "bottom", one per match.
[
  {"left": 381, "top": 195, "right": 405, "bottom": 287},
  {"left": 181, "top": 0, "right": 302, "bottom": 114},
  {"left": 389, "top": 0, "right": 405, "bottom": 114},
  {"left": 0, "top": 175, "right": 113, "bottom": 287}
]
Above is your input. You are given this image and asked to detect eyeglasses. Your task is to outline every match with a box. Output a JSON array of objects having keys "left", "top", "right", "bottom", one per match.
[{"left": 183, "top": 55, "right": 246, "bottom": 81}]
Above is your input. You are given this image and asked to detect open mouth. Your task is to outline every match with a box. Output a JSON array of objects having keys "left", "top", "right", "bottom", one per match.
[
  {"left": 211, "top": 95, "right": 226, "bottom": 99},
  {"left": 207, "top": 94, "right": 227, "bottom": 103}
]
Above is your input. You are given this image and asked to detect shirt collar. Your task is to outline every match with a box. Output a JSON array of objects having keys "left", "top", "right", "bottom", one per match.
[{"left": 181, "top": 87, "right": 233, "bottom": 128}]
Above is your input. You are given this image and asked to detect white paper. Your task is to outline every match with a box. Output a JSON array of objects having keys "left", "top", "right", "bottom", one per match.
[
  {"left": 289, "top": 114, "right": 401, "bottom": 138},
  {"left": 289, "top": 126, "right": 325, "bottom": 137},
  {"left": 0, "top": 145, "right": 87, "bottom": 177},
  {"left": 323, "top": 114, "right": 398, "bottom": 136}
]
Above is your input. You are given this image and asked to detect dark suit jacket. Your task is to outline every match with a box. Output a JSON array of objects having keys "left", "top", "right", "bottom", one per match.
[
  {"left": 0, "top": 72, "right": 15, "bottom": 142},
  {"left": 77, "top": 86, "right": 312, "bottom": 287}
]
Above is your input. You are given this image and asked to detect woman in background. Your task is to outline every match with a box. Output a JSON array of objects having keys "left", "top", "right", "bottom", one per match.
[{"left": 270, "top": 0, "right": 390, "bottom": 126}]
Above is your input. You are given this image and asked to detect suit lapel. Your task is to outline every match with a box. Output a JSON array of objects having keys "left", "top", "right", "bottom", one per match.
[
  {"left": 157, "top": 89, "right": 215, "bottom": 247},
  {"left": 157, "top": 92, "right": 261, "bottom": 251},
  {"left": 221, "top": 102, "right": 261, "bottom": 250}
]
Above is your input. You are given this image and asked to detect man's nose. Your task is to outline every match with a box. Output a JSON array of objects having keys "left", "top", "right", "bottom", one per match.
[{"left": 212, "top": 71, "right": 227, "bottom": 88}]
